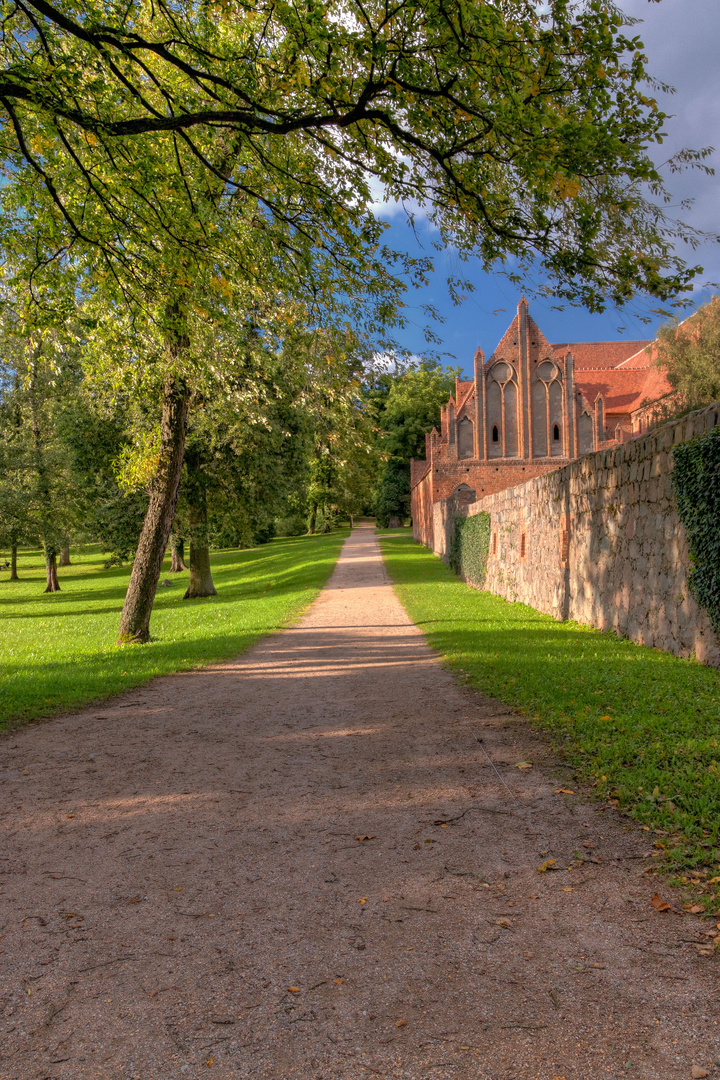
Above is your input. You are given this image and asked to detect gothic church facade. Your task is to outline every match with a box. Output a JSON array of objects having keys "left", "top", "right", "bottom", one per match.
[{"left": 411, "top": 297, "right": 671, "bottom": 547}]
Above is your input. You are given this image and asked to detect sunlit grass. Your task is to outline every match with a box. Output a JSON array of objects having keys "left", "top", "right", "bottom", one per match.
[
  {"left": 379, "top": 532, "right": 720, "bottom": 903},
  {"left": 0, "top": 532, "right": 348, "bottom": 730}
]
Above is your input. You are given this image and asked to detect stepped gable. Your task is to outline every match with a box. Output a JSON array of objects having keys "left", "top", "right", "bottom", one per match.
[
  {"left": 551, "top": 339, "right": 651, "bottom": 370},
  {"left": 487, "top": 306, "right": 556, "bottom": 368},
  {"left": 487, "top": 308, "right": 522, "bottom": 364}
]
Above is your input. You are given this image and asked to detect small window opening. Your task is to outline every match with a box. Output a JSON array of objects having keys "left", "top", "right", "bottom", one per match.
[
  {"left": 492, "top": 425, "right": 499, "bottom": 442},
  {"left": 520, "top": 533, "right": 526, "bottom": 559},
  {"left": 491, "top": 532, "right": 497, "bottom": 556},
  {"left": 553, "top": 424, "right": 560, "bottom": 442}
]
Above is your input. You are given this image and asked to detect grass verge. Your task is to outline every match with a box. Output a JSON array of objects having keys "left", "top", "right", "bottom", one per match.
[
  {"left": 1, "top": 531, "right": 348, "bottom": 731},
  {"left": 379, "top": 532, "right": 720, "bottom": 906}
]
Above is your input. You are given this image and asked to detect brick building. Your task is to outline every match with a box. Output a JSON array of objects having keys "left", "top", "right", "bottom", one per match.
[{"left": 410, "top": 297, "right": 672, "bottom": 546}]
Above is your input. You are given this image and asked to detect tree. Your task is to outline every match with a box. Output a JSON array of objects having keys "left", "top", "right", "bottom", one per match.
[
  {"left": 0, "top": 302, "right": 80, "bottom": 591},
  {"left": 367, "top": 360, "right": 459, "bottom": 526},
  {"left": 654, "top": 297, "right": 720, "bottom": 412}
]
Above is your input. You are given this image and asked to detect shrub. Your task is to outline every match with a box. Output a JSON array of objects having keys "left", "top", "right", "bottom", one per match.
[{"left": 449, "top": 511, "right": 491, "bottom": 588}]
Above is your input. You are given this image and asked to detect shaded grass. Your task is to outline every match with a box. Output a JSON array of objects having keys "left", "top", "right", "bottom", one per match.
[
  {"left": 379, "top": 533, "right": 720, "bottom": 904},
  {"left": 0, "top": 532, "right": 348, "bottom": 731}
]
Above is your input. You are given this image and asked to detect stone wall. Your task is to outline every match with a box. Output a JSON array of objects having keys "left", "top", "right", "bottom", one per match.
[
  {"left": 411, "top": 458, "right": 561, "bottom": 548},
  {"left": 431, "top": 401, "right": 720, "bottom": 666}
]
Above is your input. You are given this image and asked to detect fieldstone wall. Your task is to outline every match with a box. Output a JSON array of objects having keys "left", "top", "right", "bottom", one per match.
[{"left": 432, "top": 401, "right": 720, "bottom": 666}]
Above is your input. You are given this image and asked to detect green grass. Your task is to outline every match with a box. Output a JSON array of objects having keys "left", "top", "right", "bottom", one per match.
[
  {"left": 379, "top": 532, "right": 720, "bottom": 905},
  {"left": 0, "top": 531, "right": 348, "bottom": 731}
]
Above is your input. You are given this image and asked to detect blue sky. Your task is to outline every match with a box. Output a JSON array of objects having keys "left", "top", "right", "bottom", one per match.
[{"left": 375, "top": 0, "right": 720, "bottom": 378}]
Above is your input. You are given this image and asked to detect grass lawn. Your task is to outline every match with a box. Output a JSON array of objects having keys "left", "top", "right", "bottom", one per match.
[
  {"left": 0, "top": 531, "right": 348, "bottom": 732},
  {"left": 379, "top": 531, "right": 720, "bottom": 905}
]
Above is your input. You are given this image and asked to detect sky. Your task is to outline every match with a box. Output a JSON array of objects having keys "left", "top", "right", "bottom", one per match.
[{"left": 375, "top": 0, "right": 720, "bottom": 378}]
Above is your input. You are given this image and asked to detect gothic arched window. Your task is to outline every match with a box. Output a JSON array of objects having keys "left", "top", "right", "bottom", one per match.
[{"left": 492, "top": 425, "right": 499, "bottom": 443}]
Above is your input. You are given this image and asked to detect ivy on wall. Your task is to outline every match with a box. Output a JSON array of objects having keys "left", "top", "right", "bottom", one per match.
[
  {"left": 449, "top": 511, "right": 491, "bottom": 588},
  {"left": 673, "top": 424, "right": 720, "bottom": 638}
]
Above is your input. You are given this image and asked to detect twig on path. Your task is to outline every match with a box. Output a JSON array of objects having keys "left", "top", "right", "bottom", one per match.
[
  {"left": 464, "top": 726, "right": 520, "bottom": 808},
  {"left": 400, "top": 906, "right": 439, "bottom": 913},
  {"left": 428, "top": 805, "right": 511, "bottom": 826},
  {"left": 501, "top": 1023, "right": 548, "bottom": 1030},
  {"left": 76, "top": 955, "right": 138, "bottom": 973}
]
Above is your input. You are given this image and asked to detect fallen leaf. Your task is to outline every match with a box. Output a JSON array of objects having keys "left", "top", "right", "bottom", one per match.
[
  {"left": 286, "top": 987, "right": 301, "bottom": 994},
  {"left": 358, "top": 897, "right": 368, "bottom": 905},
  {"left": 516, "top": 762, "right": 533, "bottom": 770},
  {"left": 555, "top": 788, "right": 575, "bottom": 795},
  {"left": 495, "top": 918, "right": 512, "bottom": 928},
  {"left": 691, "top": 1068, "right": 709, "bottom": 1079},
  {"left": 395, "top": 1019, "right": 407, "bottom": 1027},
  {"left": 537, "top": 859, "right": 557, "bottom": 873},
  {"left": 651, "top": 893, "right": 672, "bottom": 912},
  {"left": 333, "top": 979, "right": 345, "bottom": 985},
  {"left": 206, "top": 1059, "right": 214, "bottom": 1067},
  {"left": 440, "top": 823, "right": 450, "bottom": 828},
  {"left": 687, "top": 904, "right": 705, "bottom": 914},
  {"left": 354, "top": 835, "right": 376, "bottom": 842},
  {"left": 413, "top": 844, "right": 421, "bottom": 850}
]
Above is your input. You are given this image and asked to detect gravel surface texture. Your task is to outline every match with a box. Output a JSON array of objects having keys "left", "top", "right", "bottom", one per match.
[{"left": 1, "top": 525, "right": 718, "bottom": 1080}]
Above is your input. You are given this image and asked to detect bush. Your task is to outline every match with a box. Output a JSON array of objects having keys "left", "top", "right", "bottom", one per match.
[
  {"left": 449, "top": 511, "right": 491, "bottom": 588},
  {"left": 275, "top": 513, "right": 308, "bottom": 537},
  {"left": 673, "top": 424, "right": 720, "bottom": 637}
]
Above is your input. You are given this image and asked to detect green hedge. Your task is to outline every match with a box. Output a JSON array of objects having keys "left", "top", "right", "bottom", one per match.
[
  {"left": 673, "top": 424, "right": 720, "bottom": 637},
  {"left": 448, "top": 511, "right": 491, "bottom": 587}
]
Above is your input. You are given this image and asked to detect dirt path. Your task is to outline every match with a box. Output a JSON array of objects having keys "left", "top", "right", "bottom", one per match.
[{"left": 1, "top": 526, "right": 718, "bottom": 1080}]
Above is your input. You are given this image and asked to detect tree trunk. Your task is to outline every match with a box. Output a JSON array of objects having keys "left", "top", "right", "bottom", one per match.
[
  {"left": 44, "top": 549, "right": 60, "bottom": 592},
  {"left": 118, "top": 375, "right": 190, "bottom": 643},
  {"left": 388, "top": 515, "right": 401, "bottom": 528},
  {"left": 170, "top": 535, "right": 187, "bottom": 572},
  {"left": 183, "top": 450, "right": 216, "bottom": 599},
  {"left": 10, "top": 545, "right": 18, "bottom": 581},
  {"left": 59, "top": 546, "right": 71, "bottom": 566},
  {"left": 308, "top": 502, "right": 318, "bottom": 534},
  {"left": 184, "top": 541, "right": 217, "bottom": 599}
]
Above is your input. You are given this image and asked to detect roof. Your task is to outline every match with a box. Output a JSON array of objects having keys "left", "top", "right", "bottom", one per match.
[
  {"left": 574, "top": 365, "right": 671, "bottom": 414},
  {"left": 551, "top": 340, "right": 651, "bottom": 370}
]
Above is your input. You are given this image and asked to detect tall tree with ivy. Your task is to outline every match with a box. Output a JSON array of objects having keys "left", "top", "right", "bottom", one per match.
[{"left": 0, "top": 0, "right": 712, "bottom": 640}]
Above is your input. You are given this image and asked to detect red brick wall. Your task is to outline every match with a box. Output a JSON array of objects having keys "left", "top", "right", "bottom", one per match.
[
  {"left": 411, "top": 469, "right": 434, "bottom": 547},
  {"left": 411, "top": 458, "right": 566, "bottom": 547},
  {"left": 423, "top": 459, "right": 565, "bottom": 503}
]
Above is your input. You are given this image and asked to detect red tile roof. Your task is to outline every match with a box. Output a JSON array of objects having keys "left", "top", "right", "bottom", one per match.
[
  {"left": 551, "top": 340, "right": 651, "bottom": 370},
  {"left": 574, "top": 365, "right": 671, "bottom": 413}
]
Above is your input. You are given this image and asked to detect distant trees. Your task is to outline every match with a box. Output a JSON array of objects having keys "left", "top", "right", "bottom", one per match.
[{"left": 367, "top": 361, "right": 459, "bottom": 527}]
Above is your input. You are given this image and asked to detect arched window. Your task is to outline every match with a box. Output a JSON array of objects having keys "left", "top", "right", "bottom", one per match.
[
  {"left": 492, "top": 425, "right": 499, "bottom": 443},
  {"left": 553, "top": 423, "right": 560, "bottom": 442}
]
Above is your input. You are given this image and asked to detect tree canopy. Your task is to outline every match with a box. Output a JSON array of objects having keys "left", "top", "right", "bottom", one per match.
[
  {"left": 0, "top": 0, "right": 709, "bottom": 309},
  {"left": 654, "top": 297, "right": 720, "bottom": 412}
]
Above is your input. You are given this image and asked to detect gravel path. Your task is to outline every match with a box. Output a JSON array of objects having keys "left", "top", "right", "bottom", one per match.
[{"left": 1, "top": 526, "right": 718, "bottom": 1080}]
